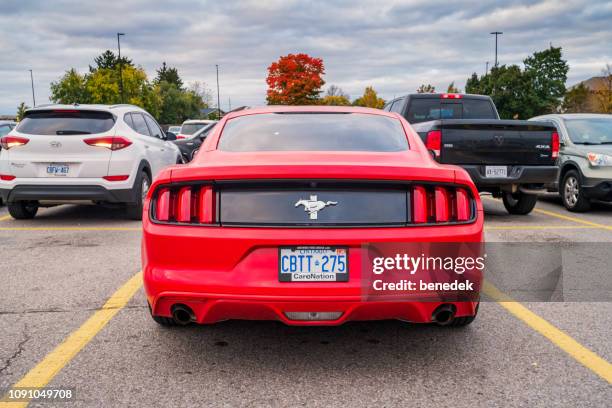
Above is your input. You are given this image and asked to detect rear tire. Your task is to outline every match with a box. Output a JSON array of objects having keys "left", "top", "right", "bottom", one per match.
[
  {"left": 561, "top": 170, "right": 591, "bottom": 212},
  {"left": 502, "top": 191, "right": 538, "bottom": 215},
  {"left": 125, "top": 171, "right": 151, "bottom": 220},
  {"left": 7, "top": 201, "right": 39, "bottom": 219}
]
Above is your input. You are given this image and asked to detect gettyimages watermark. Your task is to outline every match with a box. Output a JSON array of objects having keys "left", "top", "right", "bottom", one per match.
[{"left": 361, "top": 242, "right": 612, "bottom": 302}]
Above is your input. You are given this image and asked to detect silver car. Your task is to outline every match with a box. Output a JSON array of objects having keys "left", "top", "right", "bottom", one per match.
[
  {"left": 529, "top": 114, "right": 612, "bottom": 211},
  {"left": 0, "top": 120, "right": 16, "bottom": 138}
]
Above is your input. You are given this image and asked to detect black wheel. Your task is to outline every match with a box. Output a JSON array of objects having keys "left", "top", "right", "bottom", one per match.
[
  {"left": 148, "top": 303, "right": 177, "bottom": 327},
  {"left": 125, "top": 171, "right": 151, "bottom": 220},
  {"left": 191, "top": 149, "right": 199, "bottom": 161},
  {"left": 502, "top": 191, "right": 538, "bottom": 215},
  {"left": 7, "top": 201, "right": 39, "bottom": 219},
  {"left": 561, "top": 170, "right": 591, "bottom": 212}
]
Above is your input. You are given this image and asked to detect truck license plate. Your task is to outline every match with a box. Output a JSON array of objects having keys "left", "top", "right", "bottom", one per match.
[{"left": 485, "top": 166, "right": 507, "bottom": 178}]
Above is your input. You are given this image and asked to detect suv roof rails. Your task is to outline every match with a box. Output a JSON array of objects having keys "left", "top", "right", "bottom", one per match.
[{"left": 109, "top": 104, "right": 139, "bottom": 109}]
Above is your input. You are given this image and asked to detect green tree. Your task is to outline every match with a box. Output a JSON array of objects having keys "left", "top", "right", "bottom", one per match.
[
  {"left": 50, "top": 69, "right": 90, "bottom": 104},
  {"left": 48, "top": 52, "right": 206, "bottom": 124},
  {"left": 89, "top": 50, "right": 133, "bottom": 72},
  {"left": 523, "top": 46, "right": 569, "bottom": 114},
  {"left": 562, "top": 83, "right": 590, "bottom": 113},
  {"left": 465, "top": 46, "right": 570, "bottom": 118},
  {"left": 352, "top": 86, "right": 385, "bottom": 108},
  {"left": 154, "top": 81, "right": 205, "bottom": 124},
  {"left": 321, "top": 95, "right": 351, "bottom": 106},
  {"left": 154, "top": 62, "right": 184, "bottom": 89},
  {"left": 16, "top": 102, "right": 29, "bottom": 121},
  {"left": 447, "top": 82, "right": 460, "bottom": 93},
  {"left": 417, "top": 84, "right": 435, "bottom": 93}
]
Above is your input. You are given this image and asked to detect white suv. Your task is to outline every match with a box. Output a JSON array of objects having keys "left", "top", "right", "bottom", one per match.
[{"left": 0, "top": 104, "right": 182, "bottom": 220}]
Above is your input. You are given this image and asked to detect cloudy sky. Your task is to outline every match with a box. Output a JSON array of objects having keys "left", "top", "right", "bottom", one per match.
[{"left": 1, "top": 0, "right": 611, "bottom": 115}]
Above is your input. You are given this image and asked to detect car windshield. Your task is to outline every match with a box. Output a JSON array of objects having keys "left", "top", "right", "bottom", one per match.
[
  {"left": 16, "top": 110, "right": 115, "bottom": 135},
  {"left": 564, "top": 118, "right": 612, "bottom": 144},
  {"left": 406, "top": 98, "right": 496, "bottom": 123},
  {"left": 180, "top": 123, "right": 207, "bottom": 135},
  {"left": 218, "top": 113, "right": 408, "bottom": 152}
]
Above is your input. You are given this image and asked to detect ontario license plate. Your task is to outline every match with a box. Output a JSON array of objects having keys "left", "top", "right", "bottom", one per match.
[
  {"left": 485, "top": 166, "right": 507, "bottom": 178},
  {"left": 279, "top": 246, "right": 348, "bottom": 282},
  {"left": 46, "top": 164, "right": 70, "bottom": 176}
]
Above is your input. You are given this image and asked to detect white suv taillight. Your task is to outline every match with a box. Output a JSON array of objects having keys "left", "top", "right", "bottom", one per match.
[
  {"left": 0, "top": 136, "right": 29, "bottom": 149},
  {"left": 84, "top": 136, "right": 132, "bottom": 150}
]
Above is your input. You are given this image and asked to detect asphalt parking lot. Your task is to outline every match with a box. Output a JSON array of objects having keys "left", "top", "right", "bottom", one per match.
[{"left": 0, "top": 197, "right": 611, "bottom": 407}]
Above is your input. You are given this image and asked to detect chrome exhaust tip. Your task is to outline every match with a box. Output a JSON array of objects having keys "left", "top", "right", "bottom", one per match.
[{"left": 171, "top": 304, "right": 195, "bottom": 325}]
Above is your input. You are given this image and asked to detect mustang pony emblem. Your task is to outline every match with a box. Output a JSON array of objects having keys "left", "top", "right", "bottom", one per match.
[{"left": 294, "top": 195, "right": 338, "bottom": 220}]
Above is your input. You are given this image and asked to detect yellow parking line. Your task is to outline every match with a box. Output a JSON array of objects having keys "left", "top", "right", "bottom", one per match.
[
  {"left": 482, "top": 196, "right": 612, "bottom": 231},
  {"left": 485, "top": 225, "right": 598, "bottom": 230},
  {"left": 483, "top": 281, "right": 612, "bottom": 384},
  {"left": 0, "top": 272, "right": 143, "bottom": 408},
  {"left": 533, "top": 208, "right": 612, "bottom": 231},
  {"left": 0, "top": 227, "right": 140, "bottom": 231}
]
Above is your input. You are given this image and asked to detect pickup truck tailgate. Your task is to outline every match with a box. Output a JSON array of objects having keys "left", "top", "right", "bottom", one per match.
[{"left": 434, "top": 120, "right": 556, "bottom": 165}]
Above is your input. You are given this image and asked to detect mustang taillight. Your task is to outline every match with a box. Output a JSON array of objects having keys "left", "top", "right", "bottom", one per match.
[
  {"left": 411, "top": 185, "right": 473, "bottom": 224},
  {"left": 153, "top": 185, "right": 215, "bottom": 224}
]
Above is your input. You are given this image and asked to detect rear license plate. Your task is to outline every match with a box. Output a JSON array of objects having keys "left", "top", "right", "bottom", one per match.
[
  {"left": 279, "top": 246, "right": 348, "bottom": 282},
  {"left": 47, "top": 163, "right": 70, "bottom": 176},
  {"left": 485, "top": 166, "right": 507, "bottom": 178}
]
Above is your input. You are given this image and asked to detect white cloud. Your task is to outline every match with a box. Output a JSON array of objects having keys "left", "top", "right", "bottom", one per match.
[{"left": 0, "top": 0, "right": 610, "bottom": 114}]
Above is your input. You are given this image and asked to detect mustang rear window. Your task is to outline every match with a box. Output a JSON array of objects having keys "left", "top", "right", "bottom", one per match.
[
  {"left": 16, "top": 110, "right": 115, "bottom": 135},
  {"left": 218, "top": 113, "right": 409, "bottom": 152}
]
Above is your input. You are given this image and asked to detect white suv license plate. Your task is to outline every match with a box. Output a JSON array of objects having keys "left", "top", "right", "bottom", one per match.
[
  {"left": 47, "top": 164, "right": 70, "bottom": 176},
  {"left": 279, "top": 246, "right": 348, "bottom": 282},
  {"left": 485, "top": 166, "right": 507, "bottom": 178}
]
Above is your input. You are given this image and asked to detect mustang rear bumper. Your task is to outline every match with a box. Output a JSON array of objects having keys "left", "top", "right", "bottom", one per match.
[
  {"left": 151, "top": 294, "right": 478, "bottom": 326},
  {"left": 143, "top": 216, "right": 484, "bottom": 326}
]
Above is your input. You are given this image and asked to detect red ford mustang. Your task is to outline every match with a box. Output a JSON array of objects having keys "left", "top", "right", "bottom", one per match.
[{"left": 142, "top": 106, "right": 483, "bottom": 327}]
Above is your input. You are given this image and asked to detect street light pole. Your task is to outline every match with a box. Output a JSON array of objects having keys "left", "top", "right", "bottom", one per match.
[
  {"left": 117, "top": 32, "right": 125, "bottom": 103},
  {"left": 490, "top": 31, "right": 503, "bottom": 67},
  {"left": 29, "top": 69, "right": 36, "bottom": 107},
  {"left": 485, "top": 61, "right": 489, "bottom": 76},
  {"left": 216, "top": 64, "right": 221, "bottom": 119}
]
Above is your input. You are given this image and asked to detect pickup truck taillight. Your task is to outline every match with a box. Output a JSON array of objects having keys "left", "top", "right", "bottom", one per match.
[
  {"left": 412, "top": 185, "right": 472, "bottom": 224},
  {"left": 425, "top": 130, "right": 441, "bottom": 157},
  {"left": 0, "top": 136, "right": 29, "bottom": 149},
  {"left": 551, "top": 132, "right": 560, "bottom": 159},
  {"left": 153, "top": 184, "right": 215, "bottom": 224}
]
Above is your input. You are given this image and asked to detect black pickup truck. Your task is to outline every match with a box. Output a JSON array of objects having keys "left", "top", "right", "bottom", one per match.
[{"left": 384, "top": 93, "right": 559, "bottom": 215}]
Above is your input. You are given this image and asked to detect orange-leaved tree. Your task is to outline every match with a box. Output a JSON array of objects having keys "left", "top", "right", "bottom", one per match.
[{"left": 266, "top": 53, "right": 325, "bottom": 105}]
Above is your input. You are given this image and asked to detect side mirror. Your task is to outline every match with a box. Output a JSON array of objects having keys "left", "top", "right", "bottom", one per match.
[{"left": 165, "top": 131, "right": 177, "bottom": 141}]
